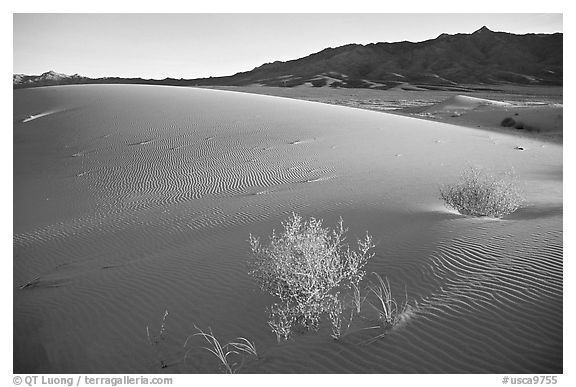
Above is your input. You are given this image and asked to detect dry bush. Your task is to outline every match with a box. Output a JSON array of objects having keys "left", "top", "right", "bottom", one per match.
[
  {"left": 501, "top": 117, "right": 516, "bottom": 127},
  {"left": 248, "top": 213, "right": 374, "bottom": 337},
  {"left": 440, "top": 166, "right": 524, "bottom": 218},
  {"left": 266, "top": 303, "right": 295, "bottom": 343}
]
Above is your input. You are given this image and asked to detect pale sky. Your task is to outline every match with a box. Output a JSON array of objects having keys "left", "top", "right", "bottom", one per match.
[{"left": 13, "top": 13, "right": 563, "bottom": 79}]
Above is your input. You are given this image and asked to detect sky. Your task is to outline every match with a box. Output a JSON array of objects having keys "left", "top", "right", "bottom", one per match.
[
  {"left": 13, "top": 13, "right": 562, "bottom": 79},
  {"left": 13, "top": 13, "right": 563, "bottom": 79}
]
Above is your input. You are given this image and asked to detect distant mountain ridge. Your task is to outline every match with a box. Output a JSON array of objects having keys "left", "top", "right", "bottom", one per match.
[
  {"left": 12, "top": 71, "right": 186, "bottom": 89},
  {"left": 13, "top": 70, "right": 91, "bottom": 87},
  {"left": 14, "top": 27, "right": 562, "bottom": 90},
  {"left": 196, "top": 26, "right": 562, "bottom": 88}
]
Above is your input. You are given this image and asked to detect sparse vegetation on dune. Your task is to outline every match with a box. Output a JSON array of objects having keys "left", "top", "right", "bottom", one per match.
[
  {"left": 327, "top": 297, "right": 354, "bottom": 340},
  {"left": 501, "top": 117, "right": 535, "bottom": 131},
  {"left": 146, "top": 309, "right": 169, "bottom": 368},
  {"left": 184, "top": 325, "right": 258, "bottom": 374},
  {"left": 145, "top": 311, "right": 259, "bottom": 373},
  {"left": 440, "top": 166, "right": 524, "bottom": 218},
  {"left": 266, "top": 302, "right": 295, "bottom": 343},
  {"left": 351, "top": 282, "right": 364, "bottom": 315},
  {"left": 248, "top": 212, "right": 409, "bottom": 341},
  {"left": 367, "top": 273, "right": 409, "bottom": 329},
  {"left": 347, "top": 273, "right": 413, "bottom": 344},
  {"left": 248, "top": 213, "right": 374, "bottom": 336},
  {"left": 501, "top": 117, "right": 516, "bottom": 127},
  {"left": 145, "top": 213, "right": 413, "bottom": 373}
]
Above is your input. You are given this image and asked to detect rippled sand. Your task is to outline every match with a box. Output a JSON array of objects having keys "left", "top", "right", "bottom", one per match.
[{"left": 14, "top": 85, "right": 562, "bottom": 373}]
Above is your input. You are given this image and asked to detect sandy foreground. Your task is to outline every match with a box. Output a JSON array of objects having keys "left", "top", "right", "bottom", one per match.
[{"left": 13, "top": 85, "right": 562, "bottom": 373}]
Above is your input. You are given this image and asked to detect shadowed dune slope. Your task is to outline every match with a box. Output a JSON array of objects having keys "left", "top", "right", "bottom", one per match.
[{"left": 14, "top": 85, "right": 561, "bottom": 373}]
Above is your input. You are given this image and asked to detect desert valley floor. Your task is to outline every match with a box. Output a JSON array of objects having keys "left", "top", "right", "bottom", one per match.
[{"left": 14, "top": 84, "right": 562, "bottom": 373}]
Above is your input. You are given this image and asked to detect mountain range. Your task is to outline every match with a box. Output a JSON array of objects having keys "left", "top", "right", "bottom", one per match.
[
  {"left": 13, "top": 27, "right": 562, "bottom": 90},
  {"left": 13, "top": 71, "right": 90, "bottom": 88}
]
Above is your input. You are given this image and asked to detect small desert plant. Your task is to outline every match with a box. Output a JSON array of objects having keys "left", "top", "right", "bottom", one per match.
[
  {"left": 501, "top": 117, "right": 516, "bottom": 127},
  {"left": 267, "top": 303, "right": 295, "bottom": 343},
  {"left": 311, "top": 78, "right": 328, "bottom": 87},
  {"left": 351, "top": 282, "right": 365, "bottom": 315},
  {"left": 439, "top": 166, "right": 524, "bottom": 218},
  {"left": 146, "top": 309, "right": 169, "bottom": 368},
  {"left": 328, "top": 296, "right": 344, "bottom": 340},
  {"left": 228, "top": 337, "right": 258, "bottom": 358},
  {"left": 327, "top": 295, "right": 354, "bottom": 340},
  {"left": 248, "top": 213, "right": 374, "bottom": 336},
  {"left": 357, "top": 273, "right": 411, "bottom": 344},
  {"left": 327, "top": 282, "right": 364, "bottom": 340},
  {"left": 367, "top": 273, "right": 407, "bottom": 328},
  {"left": 184, "top": 325, "right": 258, "bottom": 374}
]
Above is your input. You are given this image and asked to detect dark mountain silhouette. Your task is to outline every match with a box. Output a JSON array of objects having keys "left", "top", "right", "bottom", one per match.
[
  {"left": 191, "top": 27, "right": 562, "bottom": 88},
  {"left": 14, "top": 27, "right": 562, "bottom": 90}
]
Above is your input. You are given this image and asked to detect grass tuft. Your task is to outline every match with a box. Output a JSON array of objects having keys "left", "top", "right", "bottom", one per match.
[
  {"left": 360, "top": 273, "right": 410, "bottom": 343},
  {"left": 184, "top": 325, "right": 258, "bottom": 374},
  {"left": 367, "top": 273, "right": 408, "bottom": 328},
  {"left": 228, "top": 337, "right": 258, "bottom": 358}
]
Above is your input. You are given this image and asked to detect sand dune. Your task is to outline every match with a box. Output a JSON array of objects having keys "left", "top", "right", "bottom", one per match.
[
  {"left": 450, "top": 105, "right": 563, "bottom": 134},
  {"left": 417, "top": 95, "right": 562, "bottom": 142},
  {"left": 13, "top": 85, "right": 562, "bottom": 373},
  {"left": 423, "top": 95, "right": 511, "bottom": 114}
]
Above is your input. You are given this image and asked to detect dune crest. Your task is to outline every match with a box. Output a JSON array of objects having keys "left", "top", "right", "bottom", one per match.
[{"left": 424, "top": 95, "right": 510, "bottom": 114}]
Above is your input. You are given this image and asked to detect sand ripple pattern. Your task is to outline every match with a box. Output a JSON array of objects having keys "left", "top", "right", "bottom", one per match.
[
  {"left": 14, "top": 85, "right": 562, "bottom": 373},
  {"left": 400, "top": 217, "right": 563, "bottom": 373}
]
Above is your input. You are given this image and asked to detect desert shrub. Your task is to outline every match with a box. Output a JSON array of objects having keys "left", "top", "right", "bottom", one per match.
[
  {"left": 501, "top": 117, "right": 516, "bottom": 127},
  {"left": 327, "top": 296, "right": 353, "bottom": 340},
  {"left": 248, "top": 213, "right": 374, "bottom": 336},
  {"left": 343, "top": 79, "right": 368, "bottom": 88},
  {"left": 266, "top": 303, "right": 295, "bottom": 343},
  {"left": 439, "top": 166, "right": 524, "bottom": 218},
  {"left": 350, "top": 283, "right": 364, "bottom": 315},
  {"left": 310, "top": 78, "right": 327, "bottom": 87}
]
